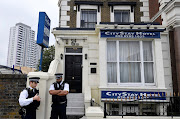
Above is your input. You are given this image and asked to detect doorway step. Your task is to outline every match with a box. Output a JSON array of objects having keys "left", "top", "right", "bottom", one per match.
[{"left": 66, "top": 93, "right": 85, "bottom": 118}]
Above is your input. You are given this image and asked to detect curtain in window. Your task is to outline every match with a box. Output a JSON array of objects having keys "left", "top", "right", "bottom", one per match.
[
  {"left": 120, "top": 63, "right": 141, "bottom": 83},
  {"left": 122, "top": 11, "right": 130, "bottom": 22},
  {"left": 81, "top": 11, "right": 88, "bottom": 27},
  {"left": 119, "top": 42, "right": 141, "bottom": 83},
  {"left": 107, "top": 41, "right": 117, "bottom": 62},
  {"left": 119, "top": 42, "right": 140, "bottom": 61},
  {"left": 143, "top": 41, "right": 153, "bottom": 61},
  {"left": 144, "top": 63, "right": 154, "bottom": 83},
  {"left": 114, "top": 10, "right": 130, "bottom": 22},
  {"left": 107, "top": 41, "right": 117, "bottom": 83},
  {"left": 81, "top": 10, "right": 97, "bottom": 28},
  {"left": 143, "top": 41, "right": 154, "bottom": 83},
  {"left": 108, "top": 63, "right": 117, "bottom": 83}
]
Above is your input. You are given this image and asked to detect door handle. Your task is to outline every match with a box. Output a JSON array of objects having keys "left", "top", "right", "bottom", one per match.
[{"left": 72, "top": 77, "right": 74, "bottom": 79}]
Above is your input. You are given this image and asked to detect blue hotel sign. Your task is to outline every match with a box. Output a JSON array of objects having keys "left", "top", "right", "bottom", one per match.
[
  {"left": 101, "top": 31, "right": 160, "bottom": 39},
  {"left": 101, "top": 91, "right": 166, "bottom": 100},
  {"left": 37, "top": 12, "right": 51, "bottom": 48}
]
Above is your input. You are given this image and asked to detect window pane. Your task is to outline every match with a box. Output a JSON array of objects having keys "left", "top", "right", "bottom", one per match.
[
  {"left": 143, "top": 41, "right": 153, "bottom": 61},
  {"left": 84, "top": 23, "right": 95, "bottom": 28},
  {"left": 88, "top": 11, "right": 97, "bottom": 22},
  {"left": 107, "top": 63, "right": 117, "bottom": 83},
  {"left": 120, "top": 63, "right": 141, "bottom": 83},
  {"left": 122, "top": 11, "right": 130, "bottom": 22},
  {"left": 66, "top": 48, "right": 82, "bottom": 53},
  {"left": 81, "top": 10, "right": 97, "bottom": 28},
  {"left": 81, "top": 11, "right": 88, "bottom": 22},
  {"left": 144, "top": 62, "right": 154, "bottom": 83},
  {"left": 119, "top": 41, "right": 140, "bottom": 61},
  {"left": 114, "top": 10, "right": 122, "bottom": 22},
  {"left": 107, "top": 41, "right": 117, "bottom": 62},
  {"left": 114, "top": 10, "right": 130, "bottom": 22}
]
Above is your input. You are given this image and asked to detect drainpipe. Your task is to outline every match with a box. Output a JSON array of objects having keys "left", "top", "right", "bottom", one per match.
[{"left": 58, "top": 0, "right": 62, "bottom": 27}]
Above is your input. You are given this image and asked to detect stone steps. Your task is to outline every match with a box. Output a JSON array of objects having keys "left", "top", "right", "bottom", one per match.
[
  {"left": 67, "top": 101, "right": 84, "bottom": 107},
  {"left": 67, "top": 115, "right": 84, "bottom": 119},
  {"left": 66, "top": 107, "right": 85, "bottom": 115},
  {"left": 66, "top": 93, "right": 85, "bottom": 116}
]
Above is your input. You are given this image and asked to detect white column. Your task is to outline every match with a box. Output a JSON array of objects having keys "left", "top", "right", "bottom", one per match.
[
  {"left": 83, "top": 44, "right": 91, "bottom": 111},
  {"left": 28, "top": 72, "right": 54, "bottom": 119},
  {"left": 99, "top": 37, "right": 107, "bottom": 87},
  {"left": 154, "top": 39, "right": 166, "bottom": 88},
  {"left": 55, "top": 37, "right": 65, "bottom": 74},
  {"left": 76, "top": 10, "right": 80, "bottom": 27},
  {"left": 97, "top": 7, "right": 101, "bottom": 25}
]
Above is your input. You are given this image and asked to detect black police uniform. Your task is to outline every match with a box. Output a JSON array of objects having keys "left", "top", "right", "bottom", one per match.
[
  {"left": 23, "top": 88, "right": 40, "bottom": 119},
  {"left": 19, "top": 77, "right": 40, "bottom": 119},
  {"left": 50, "top": 82, "right": 67, "bottom": 119}
]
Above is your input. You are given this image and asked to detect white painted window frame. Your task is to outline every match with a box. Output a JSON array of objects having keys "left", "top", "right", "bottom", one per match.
[
  {"left": 76, "top": 5, "right": 101, "bottom": 28},
  {"left": 107, "top": 40, "right": 155, "bottom": 87},
  {"left": 110, "top": 6, "right": 134, "bottom": 22}
]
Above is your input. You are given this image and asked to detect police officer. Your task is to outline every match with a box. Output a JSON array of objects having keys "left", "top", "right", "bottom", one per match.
[
  {"left": 49, "top": 73, "right": 69, "bottom": 119},
  {"left": 19, "top": 77, "right": 41, "bottom": 119}
]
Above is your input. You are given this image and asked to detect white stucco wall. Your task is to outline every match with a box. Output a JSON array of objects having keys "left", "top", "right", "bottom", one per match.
[
  {"left": 31, "top": 24, "right": 172, "bottom": 118},
  {"left": 52, "top": 24, "right": 172, "bottom": 105}
]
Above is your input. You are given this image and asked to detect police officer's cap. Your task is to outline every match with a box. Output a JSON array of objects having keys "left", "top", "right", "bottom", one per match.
[
  {"left": 29, "top": 77, "right": 40, "bottom": 83},
  {"left": 55, "top": 73, "right": 63, "bottom": 79}
]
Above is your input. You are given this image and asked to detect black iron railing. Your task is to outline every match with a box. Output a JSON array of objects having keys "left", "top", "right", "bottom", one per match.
[{"left": 91, "top": 96, "right": 180, "bottom": 118}]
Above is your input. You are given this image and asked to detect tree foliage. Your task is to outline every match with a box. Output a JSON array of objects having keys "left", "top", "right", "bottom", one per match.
[{"left": 37, "top": 45, "right": 55, "bottom": 72}]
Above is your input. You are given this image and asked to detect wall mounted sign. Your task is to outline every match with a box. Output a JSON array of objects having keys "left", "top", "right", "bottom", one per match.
[
  {"left": 101, "top": 31, "right": 160, "bottom": 39},
  {"left": 101, "top": 91, "right": 166, "bottom": 101},
  {"left": 37, "top": 12, "right": 51, "bottom": 48}
]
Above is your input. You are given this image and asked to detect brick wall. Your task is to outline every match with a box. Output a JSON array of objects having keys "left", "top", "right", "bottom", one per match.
[
  {"left": 67, "top": 0, "right": 143, "bottom": 27},
  {"left": 0, "top": 74, "right": 27, "bottom": 119},
  {"left": 149, "top": 0, "right": 162, "bottom": 24}
]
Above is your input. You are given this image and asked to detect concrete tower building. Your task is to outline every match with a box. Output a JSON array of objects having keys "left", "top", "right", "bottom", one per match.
[{"left": 7, "top": 23, "right": 41, "bottom": 69}]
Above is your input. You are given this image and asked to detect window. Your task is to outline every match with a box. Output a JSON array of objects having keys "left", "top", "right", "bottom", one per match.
[
  {"left": 143, "top": 42, "right": 154, "bottom": 83},
  {"left": 107, "top": 41, "right": 154, "bottom": 85},
  {"left": 76, "top": 5, "right": 100, "bottom": 28},
  {"left": 114, "top": 10, "right": 130, "bottom": 22},
  {"left": 110, "top": 6, "right": 134, "bottom": 22},
  {"left": 66, "top": 48, "right": 82, "bottom": 53},
  {"left": 81, "top": 10, "right": 97, "bottom": 28},
  {"left": 107, "top": 41, "right": 117, "bottom": 83},
  {"left": 119, "top": 41, "right": 141, "bottom": 83}
]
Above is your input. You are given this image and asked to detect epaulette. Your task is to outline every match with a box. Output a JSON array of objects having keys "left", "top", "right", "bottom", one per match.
[{"left": 24, "top": 88, "right": 30, "bottom": 91}]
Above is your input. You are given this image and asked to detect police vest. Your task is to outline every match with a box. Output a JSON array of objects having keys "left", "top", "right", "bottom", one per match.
[
  {"left": 23, "top": 88, "right": 40, "bottom": 110},
  {"left": 52, "top": 82, "right": 67, "bottom": 103}
]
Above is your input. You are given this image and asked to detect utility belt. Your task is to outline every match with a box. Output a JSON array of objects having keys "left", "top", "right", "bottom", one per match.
[
  {"left": 52, "top": 101, "right": 66, "bottom": 105},
  {"left": 19, "top": 107, "right": 37, "bottom": 116},
  {"left": 19, "top": 107, "right": 26, "bottom": 116}
]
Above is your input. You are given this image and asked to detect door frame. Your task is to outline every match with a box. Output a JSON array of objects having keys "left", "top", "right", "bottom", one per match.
[{"left": 64, "top": 52, "right": 83, "bottom": 93}]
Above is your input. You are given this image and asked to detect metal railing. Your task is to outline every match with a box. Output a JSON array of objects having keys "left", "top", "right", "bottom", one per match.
[{"left": 91, "top": 95, "right": 180, "bottom": 118}]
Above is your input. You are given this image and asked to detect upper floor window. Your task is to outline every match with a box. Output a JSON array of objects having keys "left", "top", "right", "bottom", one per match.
[
  {"left": 81, "top": 9, "right": 97, "bottom": 28},
  {"left": 76, "top": 5, "right": 101, "bottom": 28},
  {"left": 114, "top": 10, "right": 130, "bottom": 22},
  {"left": 110, "top": 6, "right": 134, "bottom": 22}
]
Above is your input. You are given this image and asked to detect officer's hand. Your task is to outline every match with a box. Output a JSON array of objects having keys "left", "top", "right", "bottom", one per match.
[{"left": 33, "top": 94, "right": 41, "bottom": 101}]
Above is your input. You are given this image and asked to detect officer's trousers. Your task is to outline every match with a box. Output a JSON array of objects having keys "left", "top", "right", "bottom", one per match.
[
  {"left": 50, "top": 103, "right": 67, "bottom": 119},
  {"left": 23, "top": 110, "right": 36, "bottom": 119}
]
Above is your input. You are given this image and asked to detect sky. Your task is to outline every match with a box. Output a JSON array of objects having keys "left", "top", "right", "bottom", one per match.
[{"left": 0, "top": 0, "right": 59, "bottom": 66}]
